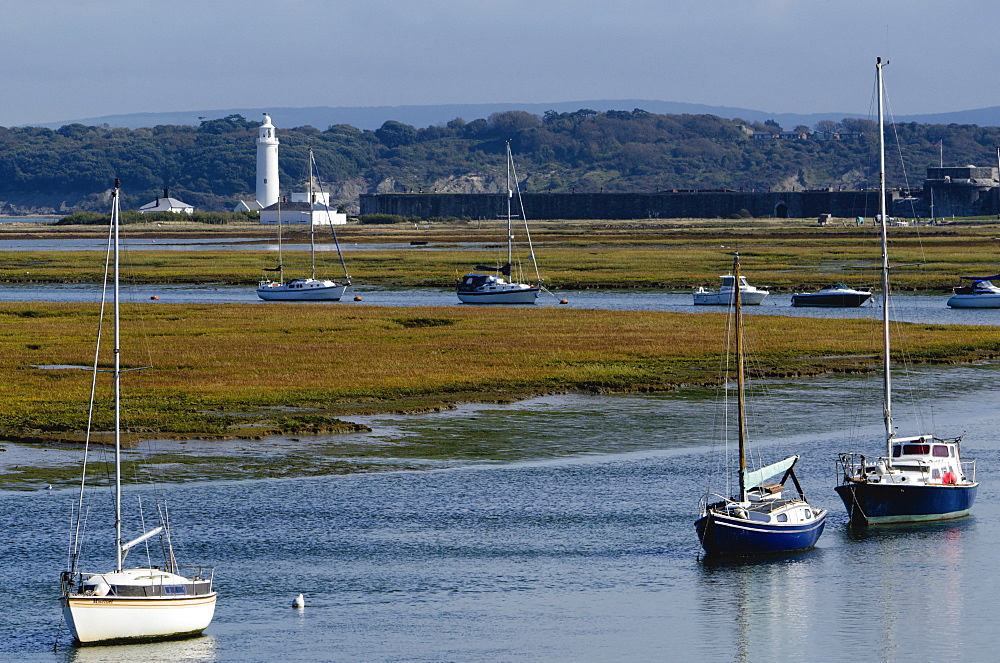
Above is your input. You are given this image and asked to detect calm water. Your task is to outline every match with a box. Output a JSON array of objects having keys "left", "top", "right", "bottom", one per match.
[
  {"left": 3, "top": 365, "right": 1000, "bottom": 661},
  {"left": 2, "top": 282, "right": 998, "bottom": 326}
]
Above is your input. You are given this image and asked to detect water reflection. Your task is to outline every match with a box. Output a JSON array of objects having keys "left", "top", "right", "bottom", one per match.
[{"left": 60, "top": 634, "right": 217, "bottom": 662}]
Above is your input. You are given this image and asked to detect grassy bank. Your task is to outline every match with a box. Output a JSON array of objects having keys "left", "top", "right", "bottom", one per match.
[
  {"left": 2, "top": 218, "right": 999, "bottom": 291},
  {"left": 4, "top": 301, "right": 1000, "bottom": 446}
]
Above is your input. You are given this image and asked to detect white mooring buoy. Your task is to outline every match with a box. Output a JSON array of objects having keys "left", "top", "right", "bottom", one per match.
[{"left": 292, "top": 593, "right": 305, "bottom": 609}]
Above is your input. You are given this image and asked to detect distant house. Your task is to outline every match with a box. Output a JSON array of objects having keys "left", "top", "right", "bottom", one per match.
[{"left": 139, "top": 188, "right": 194, "bottom": 214}]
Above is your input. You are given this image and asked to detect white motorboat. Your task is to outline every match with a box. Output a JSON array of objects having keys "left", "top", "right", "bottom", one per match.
[
  {"left": 60, "top": 180, "right": 217, "bottom": 644},
  {"left": 693, "top": 274, "right": 769, "bottom": 305},
  {"left": 946, "top": 275, "right": 1000, "bottom": 308},
  {"left": 834, "top": 59, "right": 978, "bottom": 525},
  {"left": 457, "top": 141, "right": 544, "bottom": 304},
  {"left": 257, "top": 149, "right": 351, "bottom": 301}
]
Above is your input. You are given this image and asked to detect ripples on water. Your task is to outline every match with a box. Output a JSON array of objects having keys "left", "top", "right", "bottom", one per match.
[
  {"left": 3, "top": 366, "right": 1000, "bottom": 661},
  {"left": 3, "top": 282, "right": 1000, "bottom": 327}
]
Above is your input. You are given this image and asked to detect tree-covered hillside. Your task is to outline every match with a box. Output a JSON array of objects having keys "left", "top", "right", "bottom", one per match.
[{"left": 2, "top": 109, "right": 999, "bottom": 215}]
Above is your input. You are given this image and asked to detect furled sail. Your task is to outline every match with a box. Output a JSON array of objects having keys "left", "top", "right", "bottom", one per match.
[{"left": 743, "top": 455, "right": 798, "bottom": 490}]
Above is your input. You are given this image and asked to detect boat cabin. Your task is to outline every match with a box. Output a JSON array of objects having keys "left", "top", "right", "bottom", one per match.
[
  {"left": 857, "top": 435, "right": 967, "bottom": 485},
  {"left": 459, "top": 274, "right": 503, "bottom": 290},
  {"left": 719, "top": 275, "right": 753, "bottom": 291},
  {"left": 952, "top": 279, "right": 1000, "bottom": 295}
]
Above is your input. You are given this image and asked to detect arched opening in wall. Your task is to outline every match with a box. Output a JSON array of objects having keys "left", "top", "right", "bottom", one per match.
[{"left": 775, "top": 202, "right": 788, "bottom": 218}]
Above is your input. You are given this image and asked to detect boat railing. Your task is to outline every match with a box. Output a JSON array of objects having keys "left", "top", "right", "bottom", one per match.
[
  {"left": 698, "top": 492, "right": 731, "bottom": 512},
  {"left": 962, "top": 458, "right": 977, "bottom": 483},
  {"left": 836, "top": 452, "right": 884, "bottom": 482},
  {"left": 61, "top": 566, "right": 215, "bottom": 595}
]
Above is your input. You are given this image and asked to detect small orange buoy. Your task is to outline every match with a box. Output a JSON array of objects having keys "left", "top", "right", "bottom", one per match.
[
  {"left": 150, "top": 296, "right": 159, "bottom": 300},
  {"left": 354, "top": 296, "right": 363, "bottom": 301},
  {"left": 560, "top": 299, "right": 569, "bottom": 305}
]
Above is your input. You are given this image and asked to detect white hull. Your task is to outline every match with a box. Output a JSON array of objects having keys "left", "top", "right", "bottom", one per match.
[
  {"left": 693, "top": 290, "right": 768, "bottom": 306},
  {"left": 946, "top": 294, "right": 1000, "bottom": 308},
  {"left": 457, "top": 287, "right": 540, "bottom": 304},
  {"left": 63, "top": 594, "right": 217, "bottom": 644},
  {"left": 257, "top": 280, "right": 348, "bottom": 301}
]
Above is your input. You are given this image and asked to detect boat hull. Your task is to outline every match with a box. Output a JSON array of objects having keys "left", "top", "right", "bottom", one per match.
[
  {"left": 694, "top": 510, "right": 826, "bottom": 557},
  {"left": 457, "top": 288, "right": 540, "bottom": 304},
  {"left": 791, "top": 292, "right": 871, "bottom": 307},
  {"left": 256, "top": 283, "right": 348, "bottom": 301},
  {"left": 835, "top": 482, "right": 977, "bottom": 525},
  {"left": 693, "top": 291, "right": 768, "bottom": 306},
  {"left": 946, "top": 294, "right": 1000, "bottom": 308},
  {"left": 62, "top": 593, "right": 217, "bottom": 644}
]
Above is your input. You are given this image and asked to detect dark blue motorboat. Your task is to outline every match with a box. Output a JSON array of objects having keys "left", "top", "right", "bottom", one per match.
[
  {"left": 790, "top": 284, "right": 871, "bottom": 307},
  {"left": 834, "top": 58, "right": 978, "bottom": 526},
  {"left": 695, "top": 253, "right": 827, "bottom": 558},
  {"left": 836, "top": 438, "right": 978, "bottom": 524}
]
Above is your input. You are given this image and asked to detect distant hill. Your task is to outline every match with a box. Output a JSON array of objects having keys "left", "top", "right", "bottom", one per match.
[
  {"left": 6, "top": 107, "right": 1000, "bottom": 216},
  {"left": 36, "top": 99, "right": 1000, "bottom": 132}
]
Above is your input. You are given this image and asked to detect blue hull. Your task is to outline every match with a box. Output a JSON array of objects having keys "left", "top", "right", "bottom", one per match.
[
  {"left": 835, "top": 482, "right": 977, "bottom": 525},
  {"left": 695, "top": 511, "right": 827, "bottom": 557},
  {"left": 790, "top": 292, "right": 871, "bottom": 307}
]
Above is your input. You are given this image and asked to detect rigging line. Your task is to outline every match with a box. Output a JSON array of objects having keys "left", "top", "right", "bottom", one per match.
[
  {"left": 507, "top": 141, "right": 543, "bottom": 285},
  {"left": 310, "top": 151, "right": 351, "bottom": 282},
  {"left": 882, "top": 80, "right": 928, "bottom": 264},
  {"left": 70, "top": 207, "right": 115, "bottom": 573}
]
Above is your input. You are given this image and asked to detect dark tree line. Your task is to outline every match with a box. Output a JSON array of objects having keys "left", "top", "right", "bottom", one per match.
[{"left": 2, "top": 109, "right": 999, "bottom": 214}]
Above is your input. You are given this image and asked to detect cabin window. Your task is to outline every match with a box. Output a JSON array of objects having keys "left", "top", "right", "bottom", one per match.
[
  {"left": 892, "top": 446, "right": 902, "bottom": 457},
  {"left": 933, "top": 445, "right": 949, "bottom": 457},
  {"left": 804, "top": 510, "right": 812, "bottom": 519},
  {"left": 777, "top": 514, "right": 788, "bottom": 522},
  {"left": 902, "top": 444, "right": 929, "bottom": 455},
  {"left": 163, "top": 585, "right": 186, "bottom": 595}
]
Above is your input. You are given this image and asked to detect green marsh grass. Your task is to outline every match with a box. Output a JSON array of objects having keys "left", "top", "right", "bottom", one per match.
[
  {"left": 3, "top": 219, "right": 1000, "bottom": 290},
  {"left": 3, "top": 301, "right": 1000, "bottom": 446}
]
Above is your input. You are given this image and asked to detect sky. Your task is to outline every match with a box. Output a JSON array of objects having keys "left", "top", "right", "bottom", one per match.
[{"left": 4, "top": 0, "right": 1000, "bottom": 127}]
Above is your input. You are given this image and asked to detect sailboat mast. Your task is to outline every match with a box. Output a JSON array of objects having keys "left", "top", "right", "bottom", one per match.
[
  {"left": 112, "top": 179, "right": 123, "bottom": 573},
  {"left": 506, "top": 141, "right": 513, "bottom": 271},
  {"left": 733, "top": 253, "right": 748, "bottom": 501},
  {"left": 877, "top": 57, "right": 893, "bottom": 447},
  {"left": 309, "top": 149, "right": 316, "bottom": 280}
]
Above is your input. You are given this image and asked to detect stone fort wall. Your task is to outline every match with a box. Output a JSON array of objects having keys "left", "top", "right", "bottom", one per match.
[{"left": 360, "top": 190, "right": 889, "bottom": 220}]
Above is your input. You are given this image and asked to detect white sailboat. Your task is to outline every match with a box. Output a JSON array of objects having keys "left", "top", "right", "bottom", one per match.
[
  {"left": 834, "top": 59, "right": 978, "bottom": 525},
  {"left": 457, "top": 141, "right": 543, "bottom": 304},
  {"left": 257, "top": 149, "right": 351, "bottom": 301},
  {"left": 60, "top": 180, "right": 217, "bottom": 645}
]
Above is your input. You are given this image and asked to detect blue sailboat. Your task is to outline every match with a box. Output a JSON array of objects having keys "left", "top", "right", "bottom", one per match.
[
  {"left": 695, "top": 253, "right": 827, "bottom": 557},
  {"left": 834, "top": 58, "right": 978, "bottom": 525}
]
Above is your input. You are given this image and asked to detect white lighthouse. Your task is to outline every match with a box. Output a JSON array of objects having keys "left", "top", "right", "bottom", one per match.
[{"left": 256, "top": 113, "right": 279, "bottom": 209}]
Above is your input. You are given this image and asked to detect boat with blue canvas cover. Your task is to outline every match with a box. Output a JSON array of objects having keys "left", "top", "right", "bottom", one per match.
[
  {"left": 946, "top": 275, "right": 1000, "bottom": 308},
  {"left": 695, "top": 252, "right": 827, "bottom": 558},
  {"left": 834, "top": 58, "right": 978, "bottom": 525}
]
